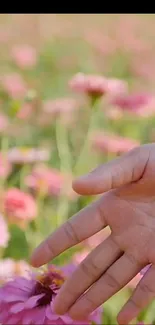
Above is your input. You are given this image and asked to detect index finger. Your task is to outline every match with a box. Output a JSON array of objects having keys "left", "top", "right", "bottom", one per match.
[{"left": 30, "top": 197, "right": 107, "bottom": 267}]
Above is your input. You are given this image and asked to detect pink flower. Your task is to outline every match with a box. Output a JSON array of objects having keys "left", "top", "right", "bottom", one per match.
[
  {"left": 0, "top": 259, "right": 30, "bottom": 284},
  {"left": 26, "top": 165, "right": 64, "bottom": 196},
  {"left": 72, "top": 250, "right": 90, "bottom": 265},
  {"left": 43, "top": 98, "right": 78, "bottom": 116},
  {"left": 17, "top": 103, "right": 33, "bottom": 119},
  {"left": 106, "top": 78, "right": 128, "bottom": 97},
  {"left": 4, "top": 188, "right": 37, "bottom": 227},
  {"left": 11, "top": 45, "right": 37, "bottom": 69},
  {"left": 69, "top": 73, "right": 108, "bottom": 98},
  {"left": 1, "top": 73, "right": 27, "bottom": 99},
  {"left": 8, "top": 147, "right": 50, "bottom": 164},
  {"left": 111, "top": 93, "right": 155, "bottom": 116},
  {"left": 0, "top": 214, "right": 10, "bottom": 248},
  {"left": 0, "top": 153, "right": 11, "bottom": 178},
  {"left": 0, "top": 264, "right": 102, "bottom": 325},
  {"left": 84, "top": 229, "right": 110, "bottom": 249},
  {"left": 92, "top": 132, "right": 140, "bottom": 155}
]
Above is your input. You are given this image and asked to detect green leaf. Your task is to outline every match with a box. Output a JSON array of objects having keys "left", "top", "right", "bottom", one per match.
[{"left": 4, "top": 224, "right": 29, "bottom": 261}]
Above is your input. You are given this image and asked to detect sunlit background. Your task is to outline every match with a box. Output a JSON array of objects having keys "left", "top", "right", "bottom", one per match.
[{"left": 1, "top": 14, "right": 155, "bottom": 324}]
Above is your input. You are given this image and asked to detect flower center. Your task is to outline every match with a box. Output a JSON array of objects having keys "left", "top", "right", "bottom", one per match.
[{"left": 32, "top": 268, "right": 65, "bottom": 307}]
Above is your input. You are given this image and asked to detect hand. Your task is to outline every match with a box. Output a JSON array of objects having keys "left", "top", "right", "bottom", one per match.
[{"left": 31, "top": 143, "right": 155, "bottom": 324}]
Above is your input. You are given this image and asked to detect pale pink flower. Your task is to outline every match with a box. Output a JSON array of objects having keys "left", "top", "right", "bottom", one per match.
[
  {"left": 69, "top": 73, "right": 108, "bottom": 98},
  {"left": 84, "top": 228, "right": 110, "bottom": 249},
  {"left": 17, "top": 103, "right": 33, "bottom": 119},
  {"left": 1, "top": 73, "right": 27, "bottom": 99},
  {"left": 0, "top": 153, "right": 11, "bottom": 178},
  {"left": 11, "top": 45, "right": 37, "bottom": 69},
  {"left": 43, "top": 98, "right": 78, "bottom": 116},
  {"left": 8, "top": 147, "right": 50, "bottom": 164},
  {"left": 106, "top": 78, "right": 128, "bottom": 97},
  {"left": 0, "top": 259, "right": 30, "bottom": 284},
  {"left": 0, "top": 264, "right": 102, "bottom": 325},
  {"left": 0, "top": 113, "right": 9, "bottom": 132},
  {"left": 4, "top": 188, "right": 37, "bottom": 227},
  {"left": 26, "top": 165, "right": 64, "bottom": 196},
  {"left": 92, "top": 132, "right": 140, "bottom": 155},
  {"left": 0, "top": 214, "right": 10, "bottom": 248},
  {"left": 72, "top": 250, "right": 90, "bottom": 265}
]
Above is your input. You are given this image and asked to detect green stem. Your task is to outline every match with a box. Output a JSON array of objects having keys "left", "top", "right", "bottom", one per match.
[
  {"left": 55, "top": 118, "right": 72, "bottom": 226},
  {"left": 74, "top": 99, "right": 99, "bottom": 176}
]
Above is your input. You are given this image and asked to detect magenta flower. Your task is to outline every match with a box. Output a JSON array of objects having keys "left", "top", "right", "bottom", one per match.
[
  {"left": 0, "top": 264, "right": 102, "bottom": 324},
  {"left": 0, "top": 214, "right": 10, "bottom": 248}
]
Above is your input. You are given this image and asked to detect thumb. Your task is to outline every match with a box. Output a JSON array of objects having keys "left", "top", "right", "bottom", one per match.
[{"left": 72, "top": 146, "right": 150, "bottom": 195}]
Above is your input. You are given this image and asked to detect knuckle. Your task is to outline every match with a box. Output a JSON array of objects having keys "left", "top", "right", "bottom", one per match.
[
  {"left": 129, "top": 297, "right": 142, "bottom": 309},
  {"left": 46, "top": 237, "right": 56, "bottom": 257},
  {"left": 84, "top": 294, "right": 95, "bottom": 309},
  {"left": 63, "top": 220, "right": 79, "bottom": 244},
  {"left": 126, "top": 252, "right": 143, "bottom": 268},
  {"left": 139, "top": 282, "right": 155, "bottom": 296},
  {"left": 105, "top": 271, "right": 121, "bottom": 290},
  {"left": 80, "top": 259, "right": 99, "bottom": 279}
]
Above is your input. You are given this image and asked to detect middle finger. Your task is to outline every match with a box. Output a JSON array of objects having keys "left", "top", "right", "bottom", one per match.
[{"left": 54, "top": 235, "right": 121, "bottom": 315}]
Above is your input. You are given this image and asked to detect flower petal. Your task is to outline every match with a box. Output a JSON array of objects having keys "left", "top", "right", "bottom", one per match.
[
  {"left": 10, "top": 302, "right": 25, "bottom": 313},
  {"left": 24, "top": 293, "right": 44, "bottom": 309},
  {"left": 61, "top": 314, "right": 73, "bottom": 324},
  {"left": 46, "top": 305, "right": 59, "bottom": 320}
]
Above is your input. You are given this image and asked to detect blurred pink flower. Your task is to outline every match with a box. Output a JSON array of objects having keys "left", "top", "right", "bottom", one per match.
[
  {"left": 92, "top": 132, "right": 140, "bottom": 155},
  {"left": 111, "top": 93, "right": 155, "bottom": 117},
  {"left": 106, "top": 78, "right": 128, "bottom": 97},
  {"left": 0, "top": 113, "right": 9, "bottom": 132},
  {"left": 4, "top": 188, "right": 37, "bottom": 227},
  {"left": 11, "top": 45, "right": 37, "bottom": 69},
  {"left": 69, "top": 72, "right": 108, "bottom": 98},
  {"left": 0, "top": 264, "right": 102, "bottom": 325},
  {"left": 26, "top": 165, "right": 64, "bottom": 196},
  {"left": 84, "top": 228, "right": 110, "bottom": 249},
  {"left": 0, "top": 153, "right": 11, "bottom": 178},
  {"left": 1, "top": 73, "right": 27, "bottom": 99},
  {"left": 17, "top": 103, "right": 33, "bottom": 119},
  {"left": 43, "top": 98, "right": 78, "bottom": 116},
  {"left": 72, "top": 250, "right": 90, "bottom": 265},
  {"left": 0, "top": 259, "right": 30, "bottom": 284},
  {"left": 0, "top": 214, "right": 10, "bottom": 248},
  {"left": 8, "top": 147, "right": 50, "bottom": 164}
]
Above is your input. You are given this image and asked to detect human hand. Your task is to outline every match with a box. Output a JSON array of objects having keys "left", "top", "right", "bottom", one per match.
[{"left": 31, "top": 144, "right": 155, "bottom": 324}]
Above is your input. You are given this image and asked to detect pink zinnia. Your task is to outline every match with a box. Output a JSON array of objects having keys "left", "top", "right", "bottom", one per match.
[
  {"left": 0, "top": 153, "right": 11, "bottom": 178},
  {"left": 4, "top": 188, "right": 37, "bottom": 227},
  {"left": 11, "top": 45, "right": 37, "bottom": 69},
  {"left": 26, "top": 165, "right": 64, "bottom": 196},
  {"left": 0, "top": 214, "right": 10, "bottom": 248},
  {"left": 69, "top": 73, "right": 108, "bottom": 98},
  {"left": 92, "top": 132, "right": 140, "bottom": 155},
  {"left": 1, "top": 73, "right": 27, "bottom": 99},
  {"left": 111, "top": 93, "right": 154, "bottom": 115},
  {"left": 0, "top": 264, "right": 102, "bottom": 324}
]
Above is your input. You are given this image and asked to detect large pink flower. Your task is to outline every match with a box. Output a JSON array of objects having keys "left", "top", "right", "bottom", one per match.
[
  {"left": 4, "top": 188, "right": 37, "bottom": 227},
  {"left": 0, "top": 214, "right": 10, "bottom": 248},
  {"left": 11, "top": 45, "right": 37, "bottom": 69},
  {"left": 92, "top": 132, "right": 140, "bottom": 155},
  {"left": 0, "top": 264, "right": 102, "bottom": 324},
  {"left": 69, "top": 73, "right": 108, "bottom": 98}
]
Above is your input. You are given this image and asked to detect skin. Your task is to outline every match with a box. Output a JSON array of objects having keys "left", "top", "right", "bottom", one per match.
[{"left": 31, "top": 143, "right": 155, "bottom": 324}]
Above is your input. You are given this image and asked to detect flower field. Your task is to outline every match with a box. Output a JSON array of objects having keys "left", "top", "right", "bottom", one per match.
[{"left": 1, "top": 14, "right": 155, "bottom": 324}]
